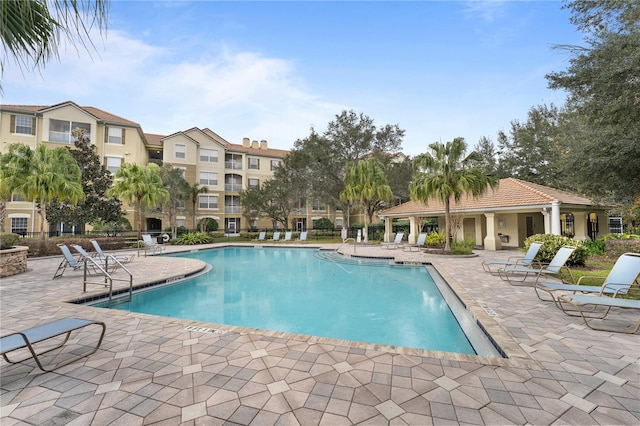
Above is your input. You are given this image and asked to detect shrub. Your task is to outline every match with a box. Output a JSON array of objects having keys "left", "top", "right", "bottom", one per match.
[
  {"left": 0, "top": 233, "right": 20, "bottom": 249},
  {"left": 314, "top": 217, "right": 333, "bottom": 230},
  {"left": 173, "top": 232, "right": 214, "bottom": 245},
  {"left": 583, "top": 238, "right": 606, "bottom": 256},
  {"left": 601, "top": 233, "right": 640, "bottom": 257},
  {"left": 424, "top": 231, "right": 446, "bottom": 247},
  {"left": 524, "top": 234, "right": 587, "bottom": 266},
  {"left": 450, "top": 239, "right": 475, "bottom": 255}
]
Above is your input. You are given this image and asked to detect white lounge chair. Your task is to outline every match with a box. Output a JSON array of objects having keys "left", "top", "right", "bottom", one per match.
[
  {"left": 498, "top": 246, "right": 576, "bottom": 286},
  {"left": 53, "top": 244, "right": 84, "bottom": 279},
  {"left": 90, "top": 240, "right": 134, "bottom": 264},
  {"left": 536, "top": 252, "right": 640, "bottom": 312},
  {"left": 253, "top": 231, "right": 266, "bottom": 242},
  {"left": 282, "top": 231, "right": 293, "bottom": 242},
  {"left": 269, "top": 231, "right": 281, "bottom": 242},
  {"left": 558, "top": 294, "right": 640, "bottom": 334},
  {"left": 382, "top": 232, "right": 404, "bottom": 249},
  {"left": 297, "top": 231, "right": 308, "bottom": 242},
  {"left": 72, "top": 244, "right": 120, "bottom": 274},
  {"left": 482, "top": 242, "right": 543, "bottom": 275},
  {"left": 403, "top": 233, "right": 427, "bottom": 252},
  {"left": 140, "top": 234, "right": 164, "bottom": 256},
  {"left": 0, "top": 317, "right": 106, "bottom": 371}
]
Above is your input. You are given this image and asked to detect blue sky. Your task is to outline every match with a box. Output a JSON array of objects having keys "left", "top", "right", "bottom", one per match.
[{"left": 3, "top": 0, "right": 583, "bottom": 156}]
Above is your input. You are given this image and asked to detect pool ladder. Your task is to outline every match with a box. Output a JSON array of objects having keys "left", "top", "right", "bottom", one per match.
[
  {"left": 338, "top": 237, "right": 357, "bottom": 253},
  {"left": 81, "top": 255, "right": 133, "bottom": 307}
]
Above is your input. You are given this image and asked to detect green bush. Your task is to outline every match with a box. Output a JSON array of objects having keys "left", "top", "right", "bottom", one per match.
[
  {"left": 314, "top": 217, "right": 333, "bottom": 230},
  {"left": 424, "top": 231, "right": 446, "bottom": 247},
  {"left": 524, "top": 234, "right": 587, "bottom": 266},
  {"left": 450, "top": 239, "right": 475, "bottom": 255},
  {"left": 602, "top": 233, "right": 640, "bottom": 257},
  {"left": 173, "top": 232, "right": 214, "bottom": 245},
  {"left": 0, "top": 233, "right": 20, "bottom": 249},
  {"left": 583, "top": 238, "right": 606, "bottom": 256}
]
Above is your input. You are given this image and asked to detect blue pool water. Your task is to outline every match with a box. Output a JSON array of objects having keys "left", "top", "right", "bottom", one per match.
[{"left": 108, "top": 247, "right": 491, "bottom": 355}]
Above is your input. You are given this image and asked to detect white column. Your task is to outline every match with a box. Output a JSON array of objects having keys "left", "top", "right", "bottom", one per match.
[
  {"left": 542, "top": 208, "right": 550, "bottom": 234},
  {"left": 384, "top": 218, "right": 393, "bottom": 242},
  {"left": 483, "top": 212, "right": 501, "bottom": 250},
  {"left": 475, "top": 215, "right": 483, "bottom": 246},
  {"left": 409, "top": 217, "right": 418, "bottom": 244},
  {"left": 551, "top": 200, "right": 561, "bottom": 235}
]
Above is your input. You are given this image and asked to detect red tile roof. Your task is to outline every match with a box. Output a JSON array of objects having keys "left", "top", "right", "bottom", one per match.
[
  {"left": 2, "top": 102, "right": 140, "bottom": 127},
  {"left": 379, "top": 178, "right": 600, "bottom": 217}
]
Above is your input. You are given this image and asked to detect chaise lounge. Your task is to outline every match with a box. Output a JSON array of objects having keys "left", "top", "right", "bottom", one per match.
[
  {"left": 498, "top": 246, "right": 576, "bottom": 286},
  {"left": 482, "top": 242, "right": 543, "bottom": 275}
]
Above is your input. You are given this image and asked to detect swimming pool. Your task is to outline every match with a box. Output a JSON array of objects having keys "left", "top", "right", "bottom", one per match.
[{"left": 104, "top": 247, "right": 501, "bottom": 356}]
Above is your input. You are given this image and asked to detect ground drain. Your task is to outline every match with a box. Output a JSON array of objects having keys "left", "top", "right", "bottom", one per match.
[{"left": 185, "top": 325, "right": 227, "bottom": 335}]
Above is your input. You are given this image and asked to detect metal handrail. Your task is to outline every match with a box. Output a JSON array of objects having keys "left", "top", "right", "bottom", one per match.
[
  {"left": 82, "top": 255, "right": 133, "bottom": 307},
  {"left": 338, "top": 237, "right": 357, "bottom": 253}
]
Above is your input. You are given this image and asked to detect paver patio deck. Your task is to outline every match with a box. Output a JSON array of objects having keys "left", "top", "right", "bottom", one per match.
[{"left": 1, "top": 242, "right": 638, "bottom": 425}]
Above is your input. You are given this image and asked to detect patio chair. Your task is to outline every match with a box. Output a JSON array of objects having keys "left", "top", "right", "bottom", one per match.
[
  {"left": 253, "top": 231, "right": 266, "bottom": 242},
  {"left": 481, "top": 242, "right": 543, "bottom": 275},
  {"left": 71, "top": 244, "right": 120, "bottom": 274},
  {"left": 535, "top": 252, "right": 640, "bottom": 312},
  {"left": 53, "top": 244, "right": 84, "bottom": 279},
  {"left": 498, "top": 246, "right": 576, "bottom": 286},
  {"left": 297, "top": 231, "right": 308, "bottom": 242},
  {"left": 557, "top": 294, "right": 640, "bottom": 334},
  {"left": 403, "top": 233, "right": 427, "bottom": 252},
  {"left": 269, "top": 231, "right": 281, "bottom": 242},
  {"left": 0, "top": 317, "right": 106, "bottom": 372},
  {"left": 282, "top": 231, "right": 293, "bottom": 242},
  {"left": 140, "top": 234, "right": 164, "bottom": 256},
  {"left": 382, "top": 232, "right": 404, "bottom": 249},
  {"left": 90, "top": 240, "right": 134, "bottom": 264}
]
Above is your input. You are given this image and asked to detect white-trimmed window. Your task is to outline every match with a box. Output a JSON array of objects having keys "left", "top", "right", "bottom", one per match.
[
  {"left": 11, "top": 192, "right": 26, "bottom": 202},
  {"left": 107, "top": 127, "right": 123, "bottom": 144},
  {"left": 200, "top": 148, "right": 218, "bottom": 163},
  {"left": 248, "top": 178, "right": 259, "bottom": 189},
  {"left": 312, "top": 199, "right": 326, "bottom": 211},
  {"left": 176, "top": 218, "right": 185, "bottom": 227},
  {"left": 199, "top": 194, "right": 218, "bottom": 209},
  {"left": 13, "top": 115, "right": 35, "bottom": 135},
  {"left": 106, "top": 157, "right": 123, "bottom": 174},
  {"left": 270, "top": 160, "right": 281, "bottom": 171},
  {"left": 199, "top": 171, "right": 218, "bottom": 186},
  {"left": 248, "top": 157, "right": 260, "bottom": 170},
  {"left": 49, "top": 119, "right": 90, "bottom": 143},
  {"left": 175, "top": 144, "right": 186, "bottom": 159},
  {"left": 11, "top": 217, "right": 28, "bottom": 235}
]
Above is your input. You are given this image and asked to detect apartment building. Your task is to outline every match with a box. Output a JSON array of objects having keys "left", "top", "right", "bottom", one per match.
[{"left": 1, "top": 101, "right": 339, "bottom": 235}]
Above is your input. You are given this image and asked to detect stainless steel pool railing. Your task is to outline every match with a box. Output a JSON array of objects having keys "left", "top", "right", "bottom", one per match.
[
  {"left": 82, "top": 255, "right": 133, "bottom": 307},
  {"left": 338, "top": 237, "right": 357, "bottom": 253}
]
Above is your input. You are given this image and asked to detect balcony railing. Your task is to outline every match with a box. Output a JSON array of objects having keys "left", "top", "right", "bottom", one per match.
[
  {"left": 224, "top": 161, "right": 243, "bottom": 170},
  {"left": 225, "top": 183, "right": 243, "bottom": 192},
  {"left": 224, "top": 206, "right": 242, "bottom": 214}
]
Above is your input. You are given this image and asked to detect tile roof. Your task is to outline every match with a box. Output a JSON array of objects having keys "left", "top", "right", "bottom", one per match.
[
  {"left": 144, "top": 133, "right": 165, "bottom": 147},
  {"left": 380, "top": 178, "right": 600, "bottom": 217},
  {"left": 1, "top": 102, "right": 140, "bottom": 127}
]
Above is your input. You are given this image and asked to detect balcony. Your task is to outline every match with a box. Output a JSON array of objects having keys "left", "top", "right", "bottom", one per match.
[
  {"left": 225, "top": 183, "right": 243, "bottom": 192},
  {"left": 225, "top": 206, "right": 242, "bottom": 214},
  {"left": 225, "top": 161, "right": 243, "bottom": 170}
]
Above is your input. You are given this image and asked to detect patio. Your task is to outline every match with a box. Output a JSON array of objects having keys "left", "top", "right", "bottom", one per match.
[{"left": 1, "top": 243, "right": 638, "bottom": 425}]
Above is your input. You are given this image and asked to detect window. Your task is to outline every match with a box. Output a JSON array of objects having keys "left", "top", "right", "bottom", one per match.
[
  {"left": 107, "top": 127, "right": 123, "bottom": 144},
  {"left": 176, "top": 218, "right": 185, "bottom": 227},
  {"left": 270, "top": 160, "right": 281, "bottom": 171},
  {"left": 312, "top": 199, "right": 326, "bottom": 211},
  {"left": 175, "top": 144, "right": 186, "bottom": 159},
  {"left": 106, "top": 157, "right": 122, "bottom": 174},
  {"left": 199, "top": 171, "right": 218, "bottom": 186},
  {"left": 176, "top": 199, "right": 185, "bottom": 209},
  {"left": 200, "top": 148, "right": 218, "bottom": 163},
  {"left": 248, "top": 157, "right": 260, "bottom": 170},
  {"left": 199, "top": 194, "right": 218, "bottom": 209},
  {"left": 13, "top": 115, "right": 34, "bottom": 135},
  {"left": 248, "top": 178, "right": 259, "bottom": 188},
  {"left": 11, "top": 192, "right": 26, "bottom": 202},
  {"left": 11, "top": 217, "right": 28, "bottom": 235},
  {"left": 49, "top": 119, "right": 90, "bottom": 143}
]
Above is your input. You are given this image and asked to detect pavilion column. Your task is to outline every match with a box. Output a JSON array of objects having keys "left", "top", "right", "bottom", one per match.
[
  {"left": 551, "top": 200, "right": 561, "bottom": 235},
  {"left": 409, "top": 216, "right": 418, "bottom": 244},
  {"left": 384, "top": 218, "right": 393, "bottom": 243},
  {"left": 483, "top": 212, "right": 501, "bottom": 250},
  {"left": 475, "top": 215, "right": 483, "bottom": 246}
]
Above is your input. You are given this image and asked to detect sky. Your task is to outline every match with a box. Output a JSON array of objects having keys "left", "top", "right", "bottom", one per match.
[{"left": 2, "top": 0, "right": 584, "bottom": 156}]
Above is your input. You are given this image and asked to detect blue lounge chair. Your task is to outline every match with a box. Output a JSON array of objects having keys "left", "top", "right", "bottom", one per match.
[
  {"left": 53, "top": 244, "right": 84, "bottom": 279},
  {"left": 253, "top": 231, "right": 266, "bottom": 242},
  {"left": 282, "top": 231, "right": 293, "bottom": 242},
  {"left": 71, "top": 244, "right": 119, "bottom": 274},
  {"left": 382, "top": 232, "right": 404, "bottom": 249},
  {"left": 0, "top": 317, "right": 106, "bottom": 371},
  {"left": 498, "top": 246, "right": 576, "bottom": 286},
  {"left": 558, "top": 294, "right": 640, "bottom": 334},
  {"left": 91, "top": 240, "right": 134, "bottom": 264},
  {"left": 297, "top": 231, "right": 308, "bottom": 242},
  {"left": 536, "top": 252, "right": 640, "bottom": 312},
  {"left": 404, "top": 233, "right": 427, "bottom": 252},
  {"left": 482, "top": 242, "right": 543, "bottom": 275},
  {"left": 269, "top": 231, "right": 281, "bottom": 242}
]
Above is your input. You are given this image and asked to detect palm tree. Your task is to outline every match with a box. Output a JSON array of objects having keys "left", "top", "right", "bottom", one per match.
[
  {"left": 108, "top": 163, "right": 169, "bottom": 239},
  {"left": 0, "top": 0, "right": 108, "bottom": 90},
  {"left": 410, "top": 138, "right": 499, "bottom": 252},
  {"left": 340, "top": 158, "right": 393, "bottom": 243},
  {"left": 187, "top": 183, "right": 208, "bottom": 230},
  {"left": 0, "top": 143, "right": 84, "bottom": 239}
]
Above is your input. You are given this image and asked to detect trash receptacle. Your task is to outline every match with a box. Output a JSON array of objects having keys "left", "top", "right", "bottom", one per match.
[
  {"left": 157, "top": 235, "right": 164, "bottom": 244},
  {"left": 498, "top": 234, "right": 509, "bottom": 243}
]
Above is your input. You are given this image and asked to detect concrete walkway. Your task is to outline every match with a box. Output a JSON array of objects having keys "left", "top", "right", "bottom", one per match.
[{"left": 1, "top": 243, "right": 638, "bottom": 425}]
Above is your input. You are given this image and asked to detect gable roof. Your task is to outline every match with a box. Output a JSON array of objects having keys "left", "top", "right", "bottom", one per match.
[
  {"left": 2, "top": 101, "right": 141, "bottom": 127},
  {"left": 379, "top": 178, "right": 603, "bottom": 218}
]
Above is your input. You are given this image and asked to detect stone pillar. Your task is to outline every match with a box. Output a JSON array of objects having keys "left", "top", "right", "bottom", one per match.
[
  {"left": 483, "top": 213, "right": 501, "bottom": 250},
  {"left": 384, "top": 219, "right": 393, "bottom": 243},
  {"left": 409, "top": 217, "right": 418, "bottom": 244},
  {"left": 551, "top": 200, "right": 561, "bottom": 235}
]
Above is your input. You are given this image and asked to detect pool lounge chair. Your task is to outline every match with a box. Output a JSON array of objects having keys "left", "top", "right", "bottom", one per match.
[
  {"left": 557, "top": 294, "right": 640, "bottom": 334},
  {"left": 269, "top": 231, "right": 281, "bottom": 242},
  {"left": 0, "top": 317, "right": 106, "bottom": 371},
  {"left": 536, "top": 252, "right": 640, "bottom": 311},
  {"left": 382, "top": 232, "right": 404, "bottom": 249},
  {"left": 140, "top": 234, "right": 164, "bottom": 256},
  {"left": 53, "top": 244, "right": 84, "bottom": 279},
  {"left": 403, "top": 233, "right": 427, "bottom": 252},
  {"left": 71, "top": 244, "right": 120, "bottom": 274},
  {"left": 90, "top": 240, "right": 134, "bottom": 264},
  {"left": 482, "top": 242, "right": 543, "bottom": 275},
  {"left": 297, "top": 231, "right": 308, "bottom": 242},
  {"left": 498, "top": 246, "right": 576, "bottom": 286},
  {"left": 253, "top": 231, "right": 266, "bottom": 242},
  {"left": 282, "top": 231, "right": 293, "bottom": 242}
]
